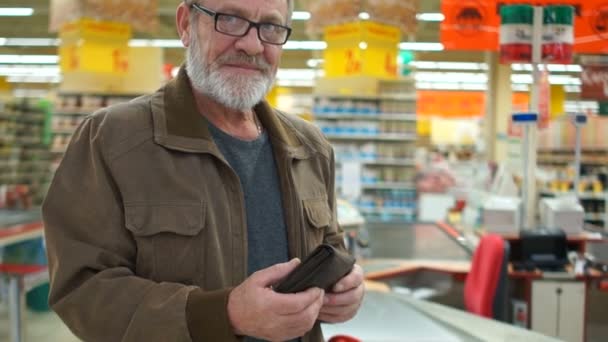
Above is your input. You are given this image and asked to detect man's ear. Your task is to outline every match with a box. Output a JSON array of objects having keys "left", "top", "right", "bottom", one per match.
[{"left": 176, "top": 2, "right": 191, "bottom": 47}]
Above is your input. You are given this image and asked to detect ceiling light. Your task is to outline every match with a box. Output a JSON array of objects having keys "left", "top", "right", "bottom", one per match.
[
  {"left": 511, "top": 63, "right": 582, "bottom": 72},
  {"left": 359, "top": 42, "right": 368, "bottom": 50},
  {"left": 129, "top": 39, "right": 184, "bottom": 48},
  {"left": 0, "top": 65, "right": 60, "bottom": 77},
  {"left": 2, "top": 38, "right": 59, "bottom": 46},
  {"left": 410, "top": 61, "right": 488, "bottom": 70},
  {"left": 416, "top": 13, "right": 445, "bottom": 22},
  {"left": 0, "top": 38, "right": 6, "bottom": 46},
  {"left": 0, "top": 55, "right": 59, "bottom": 64},
  {"left": 291, "top": 11, "right": 311, "bottom": 20},
  {"left": 415, "top": 72, "right": 488, "bottom": 84},
  {"left": 399, "top": 42, "right": 444, "bottom": 51},
  {"left": 7, "top": 75, "right": 61, "bottom": 84},
  {"left": 283, "top": 40, "right": 327, "bottom": 50},
  {"left": 358, "top": 12, "right": 370, "bottom": 20},
  {"left": 306, "top": 59, "right": 323, "bottom": 68},
  {"left": 0, "top": 8, "right": 34, "bottom": 16}
]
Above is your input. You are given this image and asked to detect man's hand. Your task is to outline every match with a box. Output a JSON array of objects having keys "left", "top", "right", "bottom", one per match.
[
  {"left": 227, "top": 259, "right": 325, "bottom": 341},
  {"left": 319, "top": 264, "right": 365, "bottom": 323}
]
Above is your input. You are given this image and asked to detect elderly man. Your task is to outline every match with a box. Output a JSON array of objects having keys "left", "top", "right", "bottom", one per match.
[{"left": 43, "top": 0, "right": 364, "bottom": 341}]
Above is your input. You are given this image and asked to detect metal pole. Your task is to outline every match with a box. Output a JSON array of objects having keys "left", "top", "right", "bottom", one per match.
[
  {"left": 574, "top": 123, "right": 582, "bottom": 195},
  {"left": 8, "top": 276, "right": 24, "bottom": 342},
  {"left": 522, "top": 6, "right": 544, "bottom": 229}
]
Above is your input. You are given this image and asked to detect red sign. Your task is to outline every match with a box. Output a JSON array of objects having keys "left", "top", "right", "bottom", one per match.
[
  {"left": 441, "top": 0, "right": 500, "bottom": 51},
  {"left": 441, "top": 0, "right": 608, "bottom": 54},
  {"left": 581, "top": 65, "right": 608, "bottom": 100}
]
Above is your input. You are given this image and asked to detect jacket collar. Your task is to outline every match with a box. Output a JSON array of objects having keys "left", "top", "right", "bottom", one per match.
[{"left": 151, "top": 66, "right": 311, "bottom": 159}]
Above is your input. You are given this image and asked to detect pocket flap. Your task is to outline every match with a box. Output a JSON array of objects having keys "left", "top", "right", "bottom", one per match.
[
  {"left": 124, "top": 202, "right": 204, "bottom": 237},
  {"left": 303, "top": 197, "right": 331, "bottom": 229}
]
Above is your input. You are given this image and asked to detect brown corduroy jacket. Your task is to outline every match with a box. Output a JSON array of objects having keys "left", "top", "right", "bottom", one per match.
[{"left": 42, "top": 68, "right": 344, "bottom": 342}]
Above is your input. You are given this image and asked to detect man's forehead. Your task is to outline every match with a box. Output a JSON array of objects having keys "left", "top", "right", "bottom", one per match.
[{"left": 214, "top": 0, "right": 286, "bottom": 11}]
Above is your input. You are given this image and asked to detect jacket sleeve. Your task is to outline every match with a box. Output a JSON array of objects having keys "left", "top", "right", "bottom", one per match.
[{"left": 43, "top": 115, "right": 237, "bottom": 342}]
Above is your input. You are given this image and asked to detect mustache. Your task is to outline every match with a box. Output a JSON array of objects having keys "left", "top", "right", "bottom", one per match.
[{"left": 213, "top": 53, "right": 271, "bottom": 72}]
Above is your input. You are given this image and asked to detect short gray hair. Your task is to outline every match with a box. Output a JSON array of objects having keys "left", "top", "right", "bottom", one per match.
[{"left": 185, "top": 0, "right": 294, "bottom": 25}]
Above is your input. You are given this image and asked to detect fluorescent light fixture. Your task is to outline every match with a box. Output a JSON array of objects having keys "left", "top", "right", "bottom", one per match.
[
  {"left": 0, "top": 8, "right": 34, "bottom": 16},
  {"left": 359, "top": 42, "right": 368, "bottom": 50},
  {"left": 7, "top": 75, "right": 61, "bottom": 84},
  {"left": 359, "top": 12, "right": 370, "bottom": 20},
  {"left": 129, "top": 39, "right": 184, "bottom": 48},
  {"left": 283, "top": 40, "right": 326, "bottom": 50},
  {"left": 410, "top": 61, "right": 488, "bottom": 70},
  {"left": 416, "top": 13, "right": 445, "bottom": 22},
  {"left": 399, "top": 42, "right": 443, "bottom": 51},
  {"left": 511, "top": 63, "right": 582, "bottom": 73},
  {"left": 13, "top": 89, "right": 50, "bottom": 98},
  {"left": 415, "top": 72, "right": 488, "bottom": 84},
  {"left": 512, "top": 84, "right": 530, "bottom": 92},
  {"left": 511, "top": 73, "right": 581, "bottom": 85},
  {"left": 0, "top": 65, "right": 60, "bottom": 77},
  {"left": 1, "top": 38, "right": 59, "bottom": 46},
  {"left": 0, "top": 55, "right": 59, "bottom": 64},
  {"left": 291, "top": 11, "right": 311, "bottom": 20},
  {"left": 0, "top": 38, "right": 6, "bottom": 45},
  {"left": 306, "top": 58, "right": 323, "bottom": 68}
]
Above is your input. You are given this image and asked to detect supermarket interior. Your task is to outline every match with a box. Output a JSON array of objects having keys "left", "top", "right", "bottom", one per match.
[{"left": 1, "top": 0, "right": 608, "bottom": 341}]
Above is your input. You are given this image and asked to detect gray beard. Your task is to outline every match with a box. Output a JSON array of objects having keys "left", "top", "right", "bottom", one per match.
[{"left": 185, "top": 29, "right": 274, "bottom": 111}]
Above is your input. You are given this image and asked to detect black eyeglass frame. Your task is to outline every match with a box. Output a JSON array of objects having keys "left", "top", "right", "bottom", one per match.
[{"left": 190, "top": 3, "right": 292, "bottom": 45}]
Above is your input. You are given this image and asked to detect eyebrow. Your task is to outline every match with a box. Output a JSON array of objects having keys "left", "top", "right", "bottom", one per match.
[{"left": 218, "top": 5, "right": 286, "bottom": 24}]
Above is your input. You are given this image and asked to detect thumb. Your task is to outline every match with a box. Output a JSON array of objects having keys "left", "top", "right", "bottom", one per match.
[{"left": 253, "top": 258, "right": 301, "bottom": 287}]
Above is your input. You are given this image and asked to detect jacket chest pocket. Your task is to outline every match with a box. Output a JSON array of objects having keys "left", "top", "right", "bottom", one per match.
[
  {"left": 302, "top": 197, "right": 331, "bottom": 251},
  {"left": 124, "top": 202, "right": 205, "bottom": 284}
]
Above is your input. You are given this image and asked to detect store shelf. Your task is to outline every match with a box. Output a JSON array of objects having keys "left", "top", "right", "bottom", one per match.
[
  {"left": 542, "top": 191, "right": 608, "bottom": 200},
  {"left": 314, "top": 113, "right": 417, "bottom": 121},
  {"left": 538, "top": 147, "right": 608, "bottom": 153},
  {"left": 358, "top": 207, "right": 416, "bottom": 215},
  {"left": 325, "top": 133, "right": 416, "bottom": 142},
  {"left": 53, "top": 111, "right": 91, "bottom": 116},
  {"left": 361, "top": 182, "right": 415, "bottom": 190},
  {"left": 337, "top": 158, "right": 415, "bottom": 167},
  {"left": 319, "top": 93, "right": 417, "bottom": 101},
  {"left": 585, "top": 213, "right": 605, "bottom": 221}
]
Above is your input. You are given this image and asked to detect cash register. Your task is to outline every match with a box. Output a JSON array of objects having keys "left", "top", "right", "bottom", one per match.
[{"left": 514, "top": 228, "right": 570, "bottom": 272}]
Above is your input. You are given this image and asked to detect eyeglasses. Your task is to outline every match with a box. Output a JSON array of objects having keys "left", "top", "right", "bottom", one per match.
[{"left": 190, "top": 3, "right": 292, "bottom": 45}]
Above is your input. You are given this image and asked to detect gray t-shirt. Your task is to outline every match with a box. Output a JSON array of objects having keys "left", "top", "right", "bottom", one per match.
[
  {"left": 208, "top": 122, "right": 300, "bottom": 342},
  {"left": 208, "top": 123, "right": 290, "bottom": 275}
]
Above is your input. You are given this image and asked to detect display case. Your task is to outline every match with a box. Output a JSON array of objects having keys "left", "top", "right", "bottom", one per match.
[{"left": 313, "top": 76, "right": 417, "bottom": 223}]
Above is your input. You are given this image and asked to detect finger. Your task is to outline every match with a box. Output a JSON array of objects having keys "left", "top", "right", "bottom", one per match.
[
  {"left": 318, "top": 303, "right": 359, "bottom": 323},
  {"left": 323, "top": 284, "right": 364, "bottom": 306},
  {"left": 320, "top": 302, "right": 359, "bottom": 316},
  {"left": 332, "top": 264, "right": 364, "bottom": 293},
  {"left": 271, "top": 287, "right": 324, "bottom": 315},
  {"left": 253, "top": 258, "right": 301, "bottom": 287}
]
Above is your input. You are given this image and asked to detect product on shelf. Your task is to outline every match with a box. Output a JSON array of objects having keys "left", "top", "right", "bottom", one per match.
[
  {"left": 0, "top": 99, "right": 53, "bottom": 207},
  {"left": 314, "top": 76, "right": 417, "bottom": 223}
]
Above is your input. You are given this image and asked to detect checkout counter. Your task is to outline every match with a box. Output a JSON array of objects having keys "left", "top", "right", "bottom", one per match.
[{"left": 336, "top": 217, "right": 607, "bottom": 342}]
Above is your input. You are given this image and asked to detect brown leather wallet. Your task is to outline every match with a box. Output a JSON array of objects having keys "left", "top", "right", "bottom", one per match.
[{"left": 274, "top": 244, "right": 356, "bottom": 294}]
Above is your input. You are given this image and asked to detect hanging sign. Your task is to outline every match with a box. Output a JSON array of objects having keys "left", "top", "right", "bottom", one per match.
[
  {"left": 581, "top": 65, "right": 608, "bottom": 100},
  {"left": 441, "top": 0, "right": 500, "bottom": 51},
  {"left": 59, "top": 18, "right": 131, "bottom": 74},
  {"left": 538, "top": 70, "right": 551, "bottom": 129},
  {"left": 323, "top": 21, "right": 400, "bottom": 78},
  {"left": 441, "top": 0, "right": 608, "bottom": 54}
]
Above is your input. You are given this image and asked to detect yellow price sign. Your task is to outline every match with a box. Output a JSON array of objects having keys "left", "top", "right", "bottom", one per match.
[
  {"left": 323, "top": 21, "right": 400, "bottom": 79},
  {"left": 59, "top": 18, "right": 131, "bottom": 75}
]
